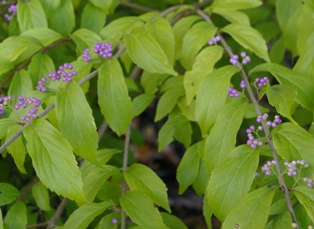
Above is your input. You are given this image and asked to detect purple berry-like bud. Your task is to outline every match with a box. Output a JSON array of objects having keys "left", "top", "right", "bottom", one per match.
[
  {"left": 111, "top": 218, "right": 118, "bottom": 224},
  {"left": 240, "top": 80, "right": 246, "bottom": 89},
  {"left": 240, "top": 52, "right": 246, "bottom": 57}
]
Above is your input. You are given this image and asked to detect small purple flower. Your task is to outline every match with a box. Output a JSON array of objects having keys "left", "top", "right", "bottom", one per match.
[
  {"left": 111, "top": 217, "right": 118, "bottom": 224},
  {"left": 228, "top": 87, "right": 239, "bottom": 98},
  {"left": 14, "top": 95, "right": 41, "bottom": 122},
  {"left": 208, "top": 35, "right": 221, "bottom": 45},
  {"left": 240, "top": 80, "right": 246, "bottom": 89},
  {"left": 255, "top": 76, "right": 269, "bottom": 88},
  {"left": 229, "top": 55, "right": 238, "bottom": 65}
]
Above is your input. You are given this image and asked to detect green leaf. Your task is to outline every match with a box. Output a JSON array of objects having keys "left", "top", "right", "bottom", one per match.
[
  {"left": 294, "top": 186, "right": 314, "bottom": 202},
  {"left": 140, "top": 72, "right": 168, "bottom": 95},
  {"left": 266, "top": 84, "right": 298, "bottom": 124},
  {"left": 32, "top": 181, "right": 51, "bottom": 211},
  {"left": 71, "top": 28, "right": 101, "bottom": 53},
  {"left": 207, "top": 145, "right": 259, "bottom": 221},
  {"left": 132, "top": 94, "right": 155, "bottom": 117},
  {"left": 21, "top": 28, "right": 62, "bottom": 47},
  {"left": 192, "top": 159, "right": 210, "bottom": 196},
  {"left": 155, "top": 76, "right": 185, "bottom": 121},
  {"left": 269, "top": 37, "right": 285, "bottom": 63},
  {"left": 294, "top": 190, "right": 314, "bottom": 224},
  {"left": 6, "top": 125, "right": 27, "bottom": 174},
  {"left": 39, "top": 0, "right": 60, "bottom": 19},
  {"left": 124, "top": 27, "right": 177, "bottom": 76},
  {"left": 294, "top": 33, "right": 314, "bottom": 76},
  {"left": 212, "top": 9, "right": 250, "bottom": 25},
  {"left": 81, "top": 162, "right": 119, "bottom": 202},
  {"left": 158, "top": 114, "right": 192, "bottom": 151},
  {"left": 90, "top": 0, "right": 119, "bottom": 13},
  {"left": 0, "top": 208, "right": 3, "bottom": 229},
  {"left": 204, "top": 99, "right": 246, "bottom": 174},
  {"left": 8, "top": 70, "right": 32, "bottom": 105},
  {"left": 0, "top": 59, "right": 13, "bottom": 76},
  {"left": 56, "top": 81, "right": 98, "bottom": 164},
  {"left": 0, "top": 36, "right": 41, "bottom": 64},
  {"left": 222, "top": 187, "right": 276, "bottom": 229},
  {"left": 98, "top": 59, "right": 133, "bottom": 136},
  {"left": 23, "top": 118, "right": 86, "bottom": 202},
  {"left": 119, "top": 190, "right": 169, "bottom": 229},
  {"left": 160, "top": 212, "right": 188, "bottom": 229},
  {"left": 0, "top": 183, "right": 20, "bottom": 206},
  {"left": 4, "top": 201, "right": 27, "bottom": 229},
  {"left": 146, "top": 18, "right": 175, "bottom": 65},
  {"left": 250, "top": 63, "right": 314, "bottom": 111},
  {"left": 96, "top": 212, "right": 120, "bottom": 229},
  {"left": 271, "top": 211, "right": 293, "bottom": 229},
  {"left": 28, "top": 53, "right": 55, "bottom": 87},
  {"left": 81, "top": 3, "right": 106, "bottom": 34},
  {"left": 222, "top": 23, "right": 270, "bottom": 62},
  {"left": 195, "top": 65, "right": 240, "bottom": 136},
  {"left": 180, "top": 21, "right": 217, "bottom": 70},
  {"left": 47, "top": 0, "right": 75, "bottom": 36},
  {"left": 96, "top": 148, "right": 121, "bottom": 165},
  {"left": 124, "top": 163, "right": 170, "bottom": 212},
  {"left": 177, "top": 141, "right": 203, "bottom": 194},
  {"left": 100, "top": 16, "right": 144, "bottom": 41},
  {"left": 0, "top": 119, "right": 16, "bottom": 139},
  {"left": 17, "top": 0, "right": 48, "bottom": 32},
  {"left": 173, "top": 15, "right": 200, "bottom": 60},
  {"left": 276, "top": 0, "right": 302, "bottom": 56},
  {"left": 272, "top": 123, "right": 314, "bottom": 175},
  {"left": 203, "top": 192, "right": 213, "bottom": 229},
  {"left": 297, "top": 4, "right": 314, "bottom": 56},
  {"left": 63, "top": 201, "right": 111, "bottom": 229},
  {"left": 210, "top": 0, "right": 262, "bottom": 10},
  {"left": 184, "top": 46, "right": 224, "bottom": 106}
]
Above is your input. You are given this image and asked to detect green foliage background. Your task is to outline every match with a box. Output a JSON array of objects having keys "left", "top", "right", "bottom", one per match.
[{"left": 0, "top": 0, "right": 314, "bottom": 228}]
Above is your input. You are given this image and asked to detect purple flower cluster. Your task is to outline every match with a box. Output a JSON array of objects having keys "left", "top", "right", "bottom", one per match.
[
  {"left": 208, "top": 35, "right": 221, "bottom": 45},
  {"left": 229, "top": 54, "right": 239, "bottom": 65},
  {"left": 14, "top": 95, "right": 41, "bottom": 122},
  {"left": 82, "top": 42, "right": 113, "bottom": 63},
  {"left": 240, "top": 80, "right": 246, "bottom": 89},
  {"left": 255, "top": 76, "right": 269, "bottom": 88},
  {"left": 4, "top": 4, "right": 16, "bottom": 21},
  {"left": 257, "top": 114, "right": 282, "bottom": 128},
  {"left": 228, "top": 88, "right": 239, "bottom": 98},
  {"left": 246, "top": 113, "right": 282, "bottom": 148},
  {"left": 0, "top": 95, "right": 12, "bottom": 116},
  {"left": 240, "top": 52, "right": 251, "bottom": 65},
  {"left": 36, "top": 63, "right": 77, "bottom": 92},
  {"left": 303, "top": 177, "right": 313, "bottom": 188},
  {"left": 261, "top": 160, "right": 276, "bottom": 176},
  {"left": 230, "top": 52, "right": 251, "bottom": 66},
  {"left": 82, "top": 48, "right": 92, "bottom": 62},
  {"left": 246, "top": 125, "right": 263, "bottom": 148},
  {"left": 284, "top": 160, "right": 309, "bottom": 176}
]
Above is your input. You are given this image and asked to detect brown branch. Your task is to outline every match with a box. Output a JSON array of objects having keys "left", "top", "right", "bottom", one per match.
[
  {"left": 119, "top": 2, "right": 154, "bottom": 12},
  {"left": 46, "top": 198, "right": 69, "bottom": 229}
]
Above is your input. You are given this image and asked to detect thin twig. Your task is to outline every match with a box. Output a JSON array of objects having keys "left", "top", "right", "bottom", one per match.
[
  {"left": 18, "top": 178, "right": 40, "bottom": 201},
  {"left": 120, "top": 2, "right": 154, "bottom": 12},
  {"left": 121, "top": 125, "right": 131, "bottom": 229},
  {"left": 46, "top": 198, "right": 69, "bottom": 229},
  {"left": 196, "top": 9, "right": 299, "bottom": 228},
  {"left": 27, "top": 222, "right": 49, "bottom": 228}
]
